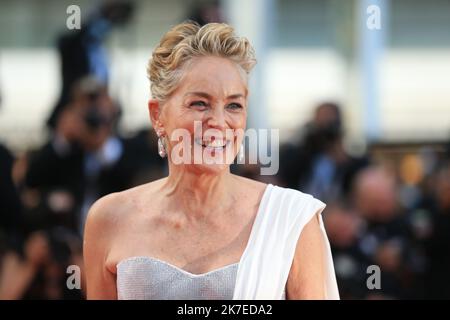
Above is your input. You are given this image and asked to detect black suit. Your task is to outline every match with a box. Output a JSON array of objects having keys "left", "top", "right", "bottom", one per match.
[
  {"left": 0, "top": 143, "right": 22, "bottom": 235},
  {"left": 47, "top": 20, "right": 108, "bottom": 129},
  {"left": 25, "top": 138, "right": 134, "bottom": 233}
]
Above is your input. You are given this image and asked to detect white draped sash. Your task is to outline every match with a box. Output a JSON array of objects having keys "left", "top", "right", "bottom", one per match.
[{"left": 233, "top": 184, "right": 340, "bottom": 300}]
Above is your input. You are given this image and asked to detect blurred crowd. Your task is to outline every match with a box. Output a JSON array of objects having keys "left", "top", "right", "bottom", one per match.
[
  {"left": 0, "top": 1, "right": 167, "bottom": 299},
  {"left": 1, "top": 0, "right": 450, "bottom": 300},
  {"left": 277, "top": 102, "right": 450, "bottom": 299},
  {"left": 0, "top": 74, "right": 167, "bottom": 298}
]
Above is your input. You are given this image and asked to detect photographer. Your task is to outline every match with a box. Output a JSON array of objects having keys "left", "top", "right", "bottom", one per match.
[{"left": 24, "top": 76, "right": 131, "bottom": 236}]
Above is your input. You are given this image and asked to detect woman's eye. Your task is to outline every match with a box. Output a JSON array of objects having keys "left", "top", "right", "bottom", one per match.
[
  {"left": 227, "top": 103, "right": 243, "bottom": 110},
  {"left": 190, "top": 101, "right": 208, "bottom": 108}
]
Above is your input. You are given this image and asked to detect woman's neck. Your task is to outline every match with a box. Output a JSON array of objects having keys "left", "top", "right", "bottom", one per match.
[{"left": 161, "top": 165, "right": 236, "bottom": 221}]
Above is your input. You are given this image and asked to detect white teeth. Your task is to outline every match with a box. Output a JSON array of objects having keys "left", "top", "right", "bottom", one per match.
[
  {"left": 207, "top": 140, "right": 226, "bottom": 148},
  {"left": 195, "top": 138, "right": 227, "bottom": 148}
]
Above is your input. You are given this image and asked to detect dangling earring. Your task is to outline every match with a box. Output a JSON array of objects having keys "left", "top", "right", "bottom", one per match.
[
  {"left": 158, "top": 135, "right": 167, "bottom": 158},
  {"left": 238, "top": 143, "right": 244, "bottom": 163}
]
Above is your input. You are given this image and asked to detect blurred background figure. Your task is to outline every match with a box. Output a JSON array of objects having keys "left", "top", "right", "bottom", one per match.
[
  {"left": 24, "top": 76, "right": 127, "bottom": 235},
  {"left": 0, "top": 142, "right": 23, "bottom": 246},
  {"left": 187, "top": 0, "right": 224, "bottom": 26},
  {"left": 322, "top": 202, "right": 367, "bottom": 299},
  {"left": 423, "top": 163, "right": 450, "bottom": 299},
  {"left": 0, "top": 230, "right": 84, "bottom": 299},
  {"left": 350, "top": 166, "right": 408, "bottom": 299},
  {"left": 279, "top": 102, "right": 370, "bottom": 204},
  {"left": 47, "top": 0, "right": 134, "bottom": 130}
]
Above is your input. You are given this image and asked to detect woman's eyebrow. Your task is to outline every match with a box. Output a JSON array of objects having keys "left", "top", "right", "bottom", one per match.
[
  {"left": 184, "top": 92, "right": 245, "bottom": 99},
  {"left": 227, "top": 94, "right": 245, "bottom": 99},
  {"left": 185, "top": 91, "right": 212, "bottom": 99}
]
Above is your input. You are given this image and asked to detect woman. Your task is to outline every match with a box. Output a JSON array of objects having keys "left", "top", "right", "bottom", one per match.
[{"left": 83, "top": 21, "right": 339, "bottom": 300}]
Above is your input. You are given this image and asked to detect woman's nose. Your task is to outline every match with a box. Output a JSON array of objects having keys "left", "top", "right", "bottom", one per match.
[{"left": 206, "top": 107, "right": 226, "bottom": 129}]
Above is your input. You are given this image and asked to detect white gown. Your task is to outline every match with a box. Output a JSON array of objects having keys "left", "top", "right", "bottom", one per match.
[{"left": 116, "top": 184, "right": 339, "bottom": 300}]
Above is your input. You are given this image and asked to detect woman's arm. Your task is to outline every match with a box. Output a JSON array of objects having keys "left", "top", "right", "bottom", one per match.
[
  {"left": 83, "top": 196, "right": 118, "bottom": 299},
  {"left": 286, "top": 211, "right": 326, "bottom": 299}
]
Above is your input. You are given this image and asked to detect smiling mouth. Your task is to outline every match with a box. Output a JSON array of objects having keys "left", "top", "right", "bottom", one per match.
[{"left": 194, "top": 138, "right": 231, "bottom": 150}]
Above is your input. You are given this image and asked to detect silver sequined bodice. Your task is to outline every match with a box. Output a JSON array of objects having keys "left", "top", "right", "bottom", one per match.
[
  {"left": 117, "top": 257, "right": 238, "bottom": 300},
  {"left": 117, "top": 256, "right": 286, "bottom": 300}
]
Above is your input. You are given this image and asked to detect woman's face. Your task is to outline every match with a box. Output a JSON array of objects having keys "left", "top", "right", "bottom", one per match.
[{"left": 151, "top": 55, "right": 248, "bottom": 174}]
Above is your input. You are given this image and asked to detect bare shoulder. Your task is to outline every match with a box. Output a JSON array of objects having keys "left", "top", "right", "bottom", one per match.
[
  {"left": 84, "top": 178, "right": 167, "bottom": 237},
  {"left": 231, "top": 174, "right": 268, "bottom": 196},
  {"left": 84, "top": 189, "right": 131, "bottom": 232},
  {"left": 82, "top": 179, "right": 170, "bottom": 300}
]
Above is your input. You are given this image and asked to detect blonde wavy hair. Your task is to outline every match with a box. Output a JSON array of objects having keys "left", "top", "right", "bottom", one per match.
[{"left": 147, "top": 21, "right": 257, "bottom": 102}]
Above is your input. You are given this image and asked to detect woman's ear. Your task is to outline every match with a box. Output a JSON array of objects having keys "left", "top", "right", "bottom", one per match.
[{"left": 148, "top": 99, "right": 164, "bottom": 135}]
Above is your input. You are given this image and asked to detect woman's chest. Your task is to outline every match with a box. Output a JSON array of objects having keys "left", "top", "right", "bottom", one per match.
[{"left": 106, "top": 215, "right": 251, "bottom": 275}]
